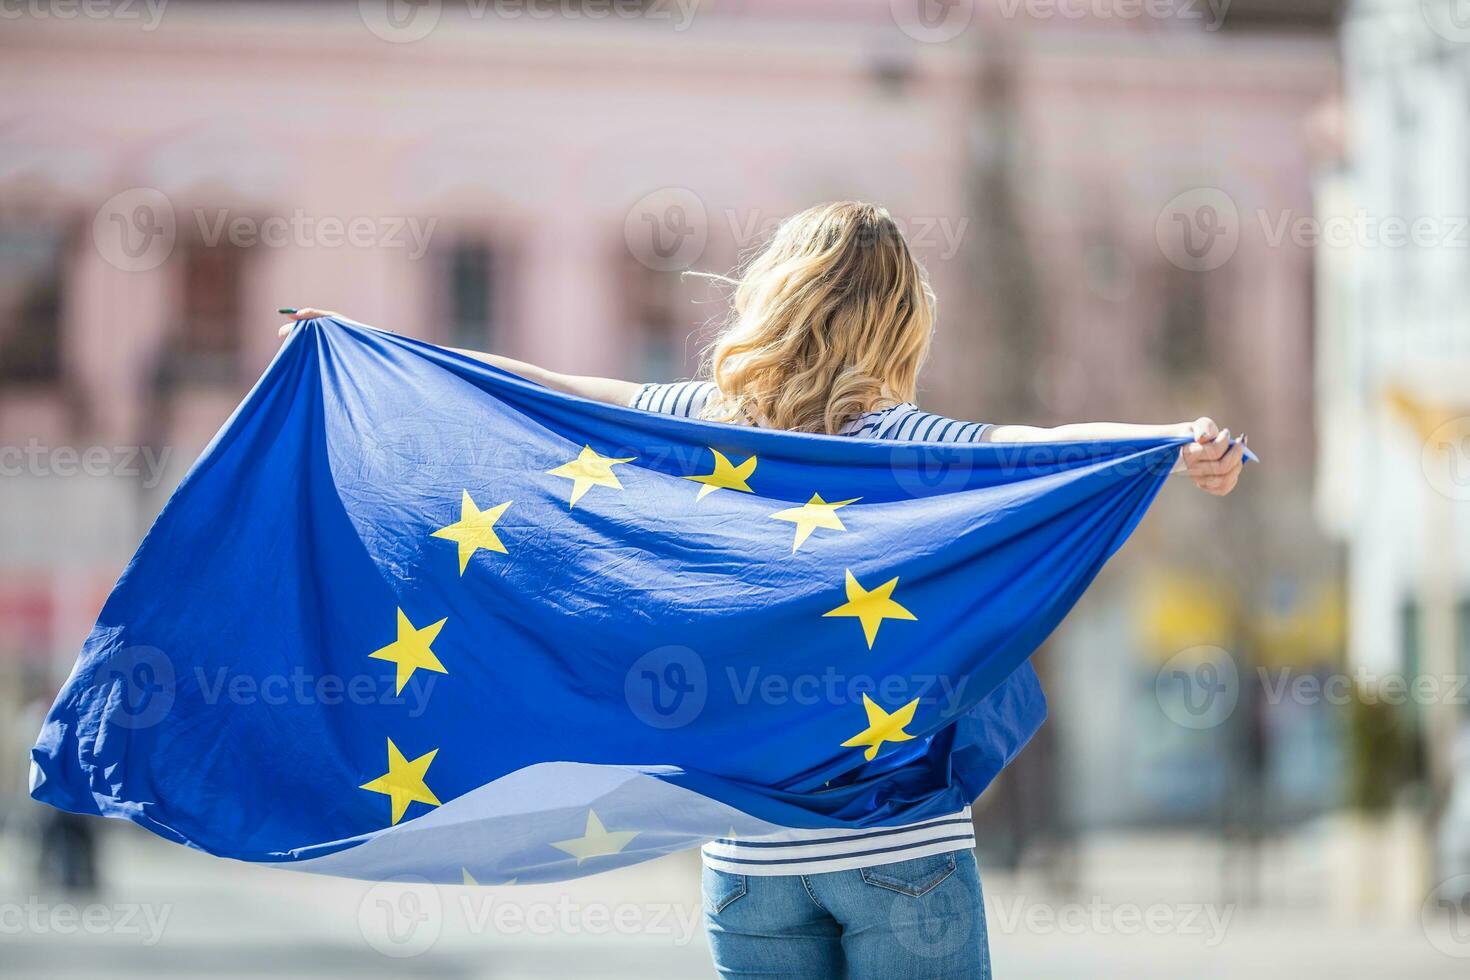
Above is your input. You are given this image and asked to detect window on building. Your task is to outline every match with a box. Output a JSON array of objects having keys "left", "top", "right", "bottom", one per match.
[
  {"left": 172, "top": 238, "right": 247, "bottom": 382},
  {"left": 445, "top": 239, "right": 500, "bottom": 351},
  {"left": 1400, "top": 598, "right": 1470, "bottom": 719},
  {"left": 0, "top": 221, "right": 67, "bottom": 385},
  {"left": 622, "top": 257, "right": 686, "bottom": 381},
  {"left": 1213, "top": 0, "right": 1341, "bottom": 32},
  {"left": 1155, "top": 262, "right": 1211, "bottom": 379}
]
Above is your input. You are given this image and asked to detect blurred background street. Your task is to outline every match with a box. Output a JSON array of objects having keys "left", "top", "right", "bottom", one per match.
[
  {"left": 1, "top": 823, "right": 1465, "bottom": 977},
  {"left": 3, "top": 0, "right": 1470, "bottom": 975}
]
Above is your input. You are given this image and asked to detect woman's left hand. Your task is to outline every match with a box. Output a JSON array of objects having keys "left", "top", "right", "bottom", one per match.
[
  {"left": 277, "top": 308, "right": 340, "bottom": 338},
  {"left": 1181, "top": 417, "right": 1244, "bottom": 496}
]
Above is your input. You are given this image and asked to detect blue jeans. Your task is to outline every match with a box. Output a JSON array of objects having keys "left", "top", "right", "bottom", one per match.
[{"left": 703, "top": 849, "right": 990, "bottom": 979}]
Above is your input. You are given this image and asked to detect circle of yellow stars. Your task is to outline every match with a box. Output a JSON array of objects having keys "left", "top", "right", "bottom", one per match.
[{"left": 356, "top": 440, "right": 928, "bottom": 853}]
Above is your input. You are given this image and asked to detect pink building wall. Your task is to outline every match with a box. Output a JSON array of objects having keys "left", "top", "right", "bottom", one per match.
[{"left": 0, "top": 2, "right": 1336, "bottom": 680}]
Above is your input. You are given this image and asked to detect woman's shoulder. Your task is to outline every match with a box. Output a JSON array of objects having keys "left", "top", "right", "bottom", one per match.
[
  {"left": 853, "top": 403, "right": 992, "bottom": 443},
  {"left": 629, "top": 380, "right": 718, "bottom": 418}
]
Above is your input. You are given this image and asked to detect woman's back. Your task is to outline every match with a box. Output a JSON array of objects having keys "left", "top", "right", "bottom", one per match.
[{"left": 629, "top": 376, "right": 1046, "bottom": 884}]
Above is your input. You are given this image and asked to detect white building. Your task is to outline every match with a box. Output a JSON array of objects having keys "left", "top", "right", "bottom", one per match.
[{"left": 1321, "top": 0, "right": 1470, "bottom": 862}]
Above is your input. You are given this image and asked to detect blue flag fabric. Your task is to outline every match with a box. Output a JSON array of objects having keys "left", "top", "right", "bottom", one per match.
[{"left": 32, "top": 317, "right": 1202, "bottom": 883}]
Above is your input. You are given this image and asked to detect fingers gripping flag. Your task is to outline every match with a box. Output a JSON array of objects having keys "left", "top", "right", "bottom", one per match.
[{"left": 32, "top": 317, "right": 1193, "bottom": 884}]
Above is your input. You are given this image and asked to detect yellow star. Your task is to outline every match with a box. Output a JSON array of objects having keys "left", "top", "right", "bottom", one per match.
[
  {"left": 547, "top": 445, "right": 636, "bottom": 508},
  {"left": 431, "top": 490, "right": 511, "bottom": 574},
  {"left": 549, "top": 809, "right": 638, "bottom": 864},
  {"left": 369, "top": 608, "right": 448, "bottom": 695},
  {"left": 770, "top": 493, "right": 859, "bottom": 552},
  {"left": 359, "top": 737, "right": 442, "bottom": 825},
  {"left": 684, "top": 448, "right": 757, "bottom": 500},
  {"left": 841, "top": 693, "right": 921, "bottom": 761},
  {"left": 822, "top": 569, "right": 917, "bottom": 649}
]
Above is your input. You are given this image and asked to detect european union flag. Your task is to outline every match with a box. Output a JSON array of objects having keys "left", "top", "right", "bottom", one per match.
[{"left": 31, "top": 317, "right": 1198, "bottom": 883}]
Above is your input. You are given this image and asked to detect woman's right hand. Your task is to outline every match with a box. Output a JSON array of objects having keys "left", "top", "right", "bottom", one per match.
[
  {"left": 1179, "top": 416, "right": 1244, "bottom": 497},
  {"left": 277, "top": 308, "right": 340, "bottom": 337}
]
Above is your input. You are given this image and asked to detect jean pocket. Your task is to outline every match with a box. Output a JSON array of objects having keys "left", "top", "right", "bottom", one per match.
[
  {"left": 703, "top": 865, "right": 749, "bottom": 914},
  {"left": 859, "top": 851, "right": 958, "bottom": 898}
]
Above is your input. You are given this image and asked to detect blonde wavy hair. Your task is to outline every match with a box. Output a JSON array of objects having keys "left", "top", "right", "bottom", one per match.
[{"left": 699, "top": 202, "right": 936, "bottom": 434}]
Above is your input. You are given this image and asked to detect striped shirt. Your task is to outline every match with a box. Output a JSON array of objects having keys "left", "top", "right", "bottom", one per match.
[
  {"left": 629, "top": 380, "right": 993, "bottom": 445},
  {"left": 629, "top": 379, "right": 990, "bottom": 875}
]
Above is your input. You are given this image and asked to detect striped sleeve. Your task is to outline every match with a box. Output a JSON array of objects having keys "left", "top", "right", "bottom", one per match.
[
  {"left": 878, "top": 405, "right": 992, "bottom": 443},
  {"left": 629, "top": 380, "right": 717, "bottom": 419},
  {"left": 701, "top": 807, "right": 975, "bottom": 877}
]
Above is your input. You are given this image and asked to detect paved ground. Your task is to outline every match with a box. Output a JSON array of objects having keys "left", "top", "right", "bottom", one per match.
[{"left": 1, "top": 820, "right": 1465, "bottom": 978}]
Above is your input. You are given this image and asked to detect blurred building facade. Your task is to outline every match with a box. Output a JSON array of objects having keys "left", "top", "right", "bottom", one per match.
[
  {"left": 1319, "top": 0, "right": 1470, "bottom": 878},
  {"left": 2, "top": 1, "right": 1340, "bottom": 838}
]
